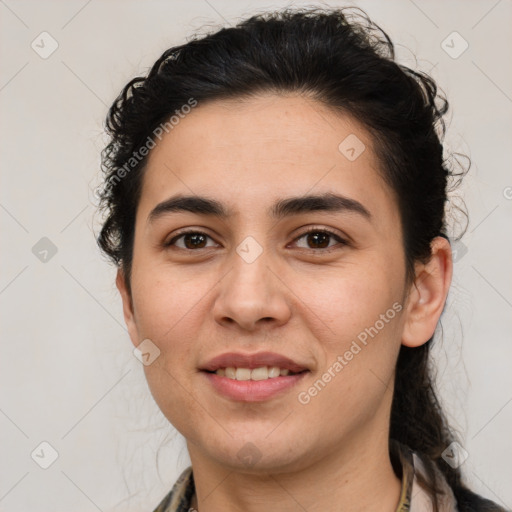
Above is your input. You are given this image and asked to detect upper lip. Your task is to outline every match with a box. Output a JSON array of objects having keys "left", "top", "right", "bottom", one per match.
[{"left": 200, "top": 351, "right": 309, "bottom": 373}]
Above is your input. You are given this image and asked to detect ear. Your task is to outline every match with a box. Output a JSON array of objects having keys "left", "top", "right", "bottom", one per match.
[
  {"left": 401, "top": 236, "right": 453, "bottom": 348},
  {"left": 116, "top": 268, "right": 140, "bottom": 348}
]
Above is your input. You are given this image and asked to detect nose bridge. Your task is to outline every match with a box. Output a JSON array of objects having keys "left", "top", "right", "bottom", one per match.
[
  {"left": 227, "top": 234, "right": 273, "bottom": 301},
  {"left": 213, "top": 234, "right": 290, "bottom": 329}
]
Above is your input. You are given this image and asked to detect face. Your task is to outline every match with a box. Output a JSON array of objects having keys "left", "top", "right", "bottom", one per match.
[{"left": 118, "top": 93, "right": 416, "bottom": 473}]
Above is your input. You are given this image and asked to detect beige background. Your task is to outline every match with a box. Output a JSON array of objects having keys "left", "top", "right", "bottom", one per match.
[{"left": 1, "top": 0, "right": 511, "bottom": 510}]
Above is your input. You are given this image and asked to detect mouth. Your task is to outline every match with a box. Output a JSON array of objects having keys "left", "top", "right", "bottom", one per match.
[{"left": 199, "top": 352, "right": 310, "bottom": 402}]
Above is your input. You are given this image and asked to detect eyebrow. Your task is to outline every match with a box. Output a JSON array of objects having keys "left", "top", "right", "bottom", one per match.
[{"left": 147, "top": 192, "right": 372, "bottom": 224}]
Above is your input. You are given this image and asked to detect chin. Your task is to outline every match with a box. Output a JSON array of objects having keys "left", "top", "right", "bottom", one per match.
[{"left": 196, "top": 433, "right": 311, "bottom": 474}]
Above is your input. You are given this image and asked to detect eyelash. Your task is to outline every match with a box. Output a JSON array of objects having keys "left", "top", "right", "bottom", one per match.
[{"left": 163, "top": 227, "right": 348, "bottom": 253}]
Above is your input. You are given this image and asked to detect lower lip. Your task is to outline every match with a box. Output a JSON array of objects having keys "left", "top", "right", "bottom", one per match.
[{"left": 201, "top": 371, "right": 309, "bottom": 402}]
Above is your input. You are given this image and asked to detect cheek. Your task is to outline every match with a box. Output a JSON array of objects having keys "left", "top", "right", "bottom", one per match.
[
  {"left": 304, "top": 257, "right": 404, "bottom": 396},
  {"left": 308, "top": 259, "right": 402, "bottom": 338},
  {"left": 298, "top": 285, "right": 402, "bottom": 432},
  {"left": 130, "top": 261, "right": 212, "bottom": 341},
  {"left": 131, "top": 269, "right": 207, "bottom": 433}
]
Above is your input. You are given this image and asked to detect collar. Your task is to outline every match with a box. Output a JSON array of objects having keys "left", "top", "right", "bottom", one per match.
[{"left": 390, "top": 440, "right": 458, "bottom": 511}]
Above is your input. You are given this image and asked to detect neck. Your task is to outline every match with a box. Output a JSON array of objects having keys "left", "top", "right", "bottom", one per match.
[{"left": 187, "top": 428, "right": 401, "bottom": 512}]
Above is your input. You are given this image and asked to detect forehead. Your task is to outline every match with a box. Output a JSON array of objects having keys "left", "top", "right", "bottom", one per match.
[{"left": 137, "top": 93, "right": 398, "bottom": 228}]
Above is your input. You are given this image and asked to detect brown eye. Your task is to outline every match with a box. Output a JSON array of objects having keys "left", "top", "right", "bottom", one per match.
[
  {"left": 165, "top": 231, "right": 216, "bottom": 250},
  {"left": 293, "top": 229, "right": 347, "bottom": 251}
]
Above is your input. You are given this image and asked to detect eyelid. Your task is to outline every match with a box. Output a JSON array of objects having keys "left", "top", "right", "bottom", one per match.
[
  {"left": 163, "top": 225, "right": 349, "bottom": 251},
  {"left": 289, "top": 226, "right": 349, "bottom": 252},
  {"left": 290, "top": 225, "right": 347, "bottom": 240},
  {"left": 164, "top": 228, "right": 219, "bottom": 249}
]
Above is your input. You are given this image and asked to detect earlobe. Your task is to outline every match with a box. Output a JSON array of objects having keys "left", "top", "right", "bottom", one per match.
[
  {"left": 115, "top": 268, "right": 140, "bottom": 348},
  {"left": 401, "top": 237, "right": 453, "bottom": 348}
]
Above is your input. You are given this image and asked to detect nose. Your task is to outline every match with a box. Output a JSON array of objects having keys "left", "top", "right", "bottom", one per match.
[{"left": 212, "top": 248, "right": 292, "bottom": 332}]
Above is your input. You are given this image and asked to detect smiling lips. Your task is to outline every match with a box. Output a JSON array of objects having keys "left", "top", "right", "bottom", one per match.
[{"left": 200, "top": 351, "right": 310, "bottom": 402}]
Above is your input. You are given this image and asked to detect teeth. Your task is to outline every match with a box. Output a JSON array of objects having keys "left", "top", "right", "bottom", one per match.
[
  {"left": 215, "top": 366, "right": 297, "bottom": 380},
  {"left": 235, "top": 368, "right": 251, "bottom": 381},
  {"left": 251, "top": 367, "right": 269, "bottom": 380}
]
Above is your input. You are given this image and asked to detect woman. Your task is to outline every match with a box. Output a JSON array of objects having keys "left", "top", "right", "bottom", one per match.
[{"left": 96, "top": 7, "right": 507, "bottom": 512}]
